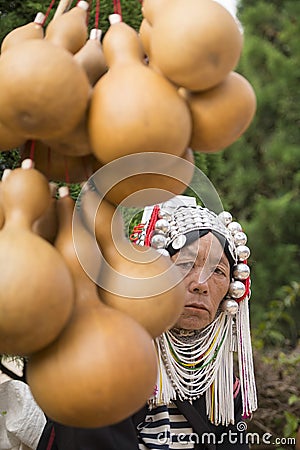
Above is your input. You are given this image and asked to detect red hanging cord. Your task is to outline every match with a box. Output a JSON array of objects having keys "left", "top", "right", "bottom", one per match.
[
  {"left": 112, "top": 0, "right": 122, "bottom": 18},
  {"left": 237, "top": 275, "right": 251, "bottom": 303},
  {"left": 94, "top": 0, "right": 100, "bottom": 29},
  {"left": 29, "top": 140, "right": 35, "bottom": 161},
  {"left": 117, "top": 0, "right": 122, "bottom": 17},
  {"left": 144, "top": 205, "right": 160, "bottom": 246},
  {"left": 41, "top": 0, "right": 57, "bottom": 26}
]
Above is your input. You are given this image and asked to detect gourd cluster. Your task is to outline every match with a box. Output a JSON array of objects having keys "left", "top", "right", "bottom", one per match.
[
  {"left": 0, "top": 0, "right": 256, "bottom": 199},
  {"left": 0, "top": 0, "right": 256, "bottom": 429}
]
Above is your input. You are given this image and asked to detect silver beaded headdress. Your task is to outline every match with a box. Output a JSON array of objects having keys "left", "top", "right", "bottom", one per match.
[
  {"left": 156, "top": 205, "right": 236, "bottom": 259},
  {"left": 133, "top": 195, "right": 257, "bottom": 426},
  {"left": 135, "top": 195, "right": 251, "bottom": 305}
]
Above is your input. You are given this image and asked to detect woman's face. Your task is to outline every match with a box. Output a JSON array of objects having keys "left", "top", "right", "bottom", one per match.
[{"left": 171, "top": 233, "right": 231, "bottom": 331}]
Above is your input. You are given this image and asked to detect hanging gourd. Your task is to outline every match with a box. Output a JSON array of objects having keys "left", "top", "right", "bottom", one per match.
[
  {"left": 0, "top": 12, "right": 45, "bottom": 54},
  {"left": 88, "top": 14, "right": 192, "bottom": 165},
  {"left": 0, "top": 181, "right": 4, "bottom": 230},
  {"left": 79, "top": 186, "right": 185, "bottom": 338},
  {"left": 147, "top": 0, "right": 243, "bottom": 91},
  {"left": 0, "top": 120, "right": 25, "bottom": 151},
  {"left": 181, "top": 72, "right": 257, "bottom": 152},
  {"left": 45, "top": 1, "right": 89, "bottom": 54},
  {"left": 0, "top": 160, "right": 75, "bottom": 355},
  {"left": 43, "top": 113, "right": 92, "bottom": 157},
  {"left": 22, "top": 141, "right": 102, "bottom": 183},
  {"left": 27, "top": 188, "right": 157, "bottom": 427},
  {"left": 32, "top": 182, "right": 58, "bottom": 243},
  {"left": 141, "top": 0, "right": 169, "bottom": 26},
  {"left": 0, "top": 39, "right": 90, "bottom": 140},
  {"left": 95, "top": 148, "right": 195, "bottom": 207},
  {"left": 74, "top": 28, "right": 108, "bottom": 86},
  {"left": 138, "top": 18, "right": 152, "bottom": 58}
]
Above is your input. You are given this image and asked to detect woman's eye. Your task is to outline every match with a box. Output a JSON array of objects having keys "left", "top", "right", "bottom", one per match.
[
  {"left": 214, "top": 267, "right": 225, "bottom": 276},
  {"left": 175, "top": 261, "right": 194, "bottom": 272}
]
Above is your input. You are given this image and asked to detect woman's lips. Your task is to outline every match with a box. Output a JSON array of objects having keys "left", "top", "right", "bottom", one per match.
[{"left": 185, "top": 303, "right": 209, "bottom": 313}]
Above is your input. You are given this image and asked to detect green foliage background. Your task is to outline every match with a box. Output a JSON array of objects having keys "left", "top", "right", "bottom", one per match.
[{"left": 0, "top": 1, "right": 299, "bottom": 443}]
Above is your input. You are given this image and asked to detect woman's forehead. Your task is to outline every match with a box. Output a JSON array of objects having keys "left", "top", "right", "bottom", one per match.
[{"left": 172, "top": 233, "right": 229, "bottom": 264}]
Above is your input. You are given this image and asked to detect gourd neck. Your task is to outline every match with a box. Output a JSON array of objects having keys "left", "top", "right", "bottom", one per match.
[
  {"left": 55, "top": 189, "right": 101, "bottom": 308},
  {"left": 103, "top": 21, "right": 144, "bottom": 68},
  {"left": 4, "top": 210, "right": 33, "bottom": 230},
  {"left": 95, "top": 200, "right": 124, "bottom": 262},
  {"left": 1, "top": 162, "right": 51, "bottom": 230}
]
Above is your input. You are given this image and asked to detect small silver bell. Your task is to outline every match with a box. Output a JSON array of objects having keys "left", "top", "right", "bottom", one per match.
[
  {"left": 151, "top": 234, "right": 167, "bottom": 249},
  {"left": 218, "top": 211, "right": 233, "bottom": 226},
  {"left": 236, "top": 245, "right": 250, "bottom": 261},
  {"left": 155, "top": 218, "right": 171, "bottom": 234},
  {"left": 221, "top": 299, "right": 239, "bottom": 315},
  {"left": 228, "top": 280, "right": 246, "bottom": 299},
  {"left": 227, "top": 221, "right": 243, "bottom": 235},
  {"left": 233, "top": 263, "right": 250, "bottom": 280},
  {"left": 234, "top": 231, "right": 247, "bottom": 246}
]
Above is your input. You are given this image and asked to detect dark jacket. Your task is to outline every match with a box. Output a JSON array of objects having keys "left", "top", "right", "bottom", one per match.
[{"left": 37, "top": 389, "right": 249, "bottom": 450}]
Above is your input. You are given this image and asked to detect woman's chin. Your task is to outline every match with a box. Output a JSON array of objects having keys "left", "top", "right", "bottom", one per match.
[{"left": 174, "top": 311, "right": 211, "bottom": 331}]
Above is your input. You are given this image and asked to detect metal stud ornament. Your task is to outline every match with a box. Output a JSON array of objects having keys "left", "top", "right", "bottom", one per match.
[
  {"left": 221, "top": 299, "right": 239, "bottom": 315},
  {"left": 234, "top": 231, "right": 247, "bottom": 246},
  {"left": 155, "top": 219, "right": 171, "bottom": 234},
  {"left": 233, "top": 263, "right": 250, "bottom": 281},
  {"left": 218, "top": 211, "right": 232, "bottom": 226},
  {"left": 229, "top": 280, "right": 246, "bottom": 299},
  {"left": 227, "top": 221, "right": 243, "bottom": 235},
  {"left": 151, "top": 233, "right": 167, "bottom": 249},
  {"left": 236, "top": 245, "right": 250, "bottom": 261}
]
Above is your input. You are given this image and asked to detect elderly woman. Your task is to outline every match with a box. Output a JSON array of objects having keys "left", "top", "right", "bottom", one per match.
[{"left": 37, "top": 196, "right": 257, "bottom": 450}]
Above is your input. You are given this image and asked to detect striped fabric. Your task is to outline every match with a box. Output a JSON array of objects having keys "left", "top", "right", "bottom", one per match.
[{"left": 138, "top": 402, "right": 196, "bottom": 449}]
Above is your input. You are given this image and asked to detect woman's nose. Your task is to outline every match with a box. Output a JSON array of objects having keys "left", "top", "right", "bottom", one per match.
[
  {"left": 189, "top": 268, "right": 209, "bottom": 294},
  {"left": 191, "top": 282, "right": 208, "bottom": 294}
]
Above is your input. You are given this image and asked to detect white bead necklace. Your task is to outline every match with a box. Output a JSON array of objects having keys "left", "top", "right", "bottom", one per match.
[{"left": 157, "top": 313, "right": 231, "bottom": 400}]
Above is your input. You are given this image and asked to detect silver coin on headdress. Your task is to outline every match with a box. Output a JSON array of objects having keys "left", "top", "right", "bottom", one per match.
[{"left": 172, "top": 234, "right": 187, "bottom": 250}]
